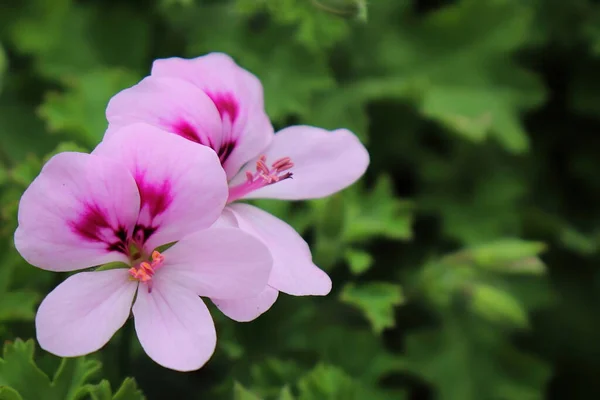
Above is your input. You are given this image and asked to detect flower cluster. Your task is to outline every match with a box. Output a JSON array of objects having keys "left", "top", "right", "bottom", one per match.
[{"left": 14, "top": 53, "right": 369, "bottom": 371}]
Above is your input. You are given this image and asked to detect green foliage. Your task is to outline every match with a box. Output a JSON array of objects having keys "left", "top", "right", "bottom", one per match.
[
  {"left": 0, "top": 45, "right": 6, "bottom": 93},
  {"left": 0, "top": 340, "right": 144, "bottom": 400},
  {"left": 234, "top": 382, "right": 262, "bottom": 400},
  {"left": 0, "top": 387, "right": 22, "bottom": 400},
  {"left": 340, "top": 282, "right": 405, "bottom": 334},
  {"left": 403, "top": 316, "right": 550, "bottom": 400},
  {"left": 1, "top": 0, "right": 599, "bottom": 398},
  {"left": 39, "top": 69, "right": 141, "bottom": 148},
  {"left": 0, "top": 244, "right": 38, "bottom": 323}
]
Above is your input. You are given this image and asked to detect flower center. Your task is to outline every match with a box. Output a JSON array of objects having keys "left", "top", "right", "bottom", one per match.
[
  {"left": 227, "top": 155, "right": 294, "bottom": 203},
  {"left": 128, "top": 250, "right": 165, "bottom": 292}
]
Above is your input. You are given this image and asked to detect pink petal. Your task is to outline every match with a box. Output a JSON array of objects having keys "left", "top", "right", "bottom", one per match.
[
  {"left": 212, "top": 285, "right": 279, "bottom": 322},
  {"left": 151, "top": 53, "right": 274, "bottom": 178},
  {"left": 132, "top": 278, "right": 216, "bottom": 371},
  {"left": 227, "top": 204, "right": 331, "bottom": 296},
  {"left": 157, "top": 227, "right": 272, "bottom": 299},
  {"left": 230, "top": 126, "right": 369, "bottom": 200},
  {"left": 93, "top": 124, "right": 228, "bottom": 251},
  {"left": 105, "top": 76, "right": 223, "bottom": 151},
  {"left": 211, "top": 206, "right": 239, "bottom": 228},
  {"left": 15, "top": 152, "right": 140, "bottom": 271},
  {"left": 36, "top": 269, "right": 137, "bottom": 357}
]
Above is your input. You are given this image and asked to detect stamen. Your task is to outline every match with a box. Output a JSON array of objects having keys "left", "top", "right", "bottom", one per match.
[
  {"left": 272, "top": 157, "right": 294, "bottom": 172},
  {"left": 227, "top": 155, "right": 294, "bottom": 203},
  {"left": 128, "top": 250, "right": 166, "bottom": 292},
  {"left": 151, "top": 250, "right": 164, "bottom": 264}
]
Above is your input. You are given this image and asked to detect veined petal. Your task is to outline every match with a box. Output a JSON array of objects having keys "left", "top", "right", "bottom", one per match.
[
  {"left": 151, "top": 53, "right": 273, "bottom": 178},
  {"left": 93, "top": 124, "right": 228, "bottom": 251},
  {"left": 36, "top": 269, "right": 137, "bottom": 357},
  {"left": 212, "top": 285, "right": 279, "bottom": 322},
  {"left": 227, "top": 204, "right": 331, "bottom": 296},
  {"left": 158, "top": 227, "right": 272, "bottom": 299},
  {"left": 105, "top": 76, "right": 223, "bottom": 150},
  {"left": 132, "top": 278, "right": 216, "bottom": 372},
  {"left": 15, "top": 152, "right": 140, "bottom": 271},
  {"left": 230, "top": 126, "right": 369, "bottom": 200}
]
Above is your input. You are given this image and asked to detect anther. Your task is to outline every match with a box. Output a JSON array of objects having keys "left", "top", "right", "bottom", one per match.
[
  {"left": 227, "top": 155, "right": 295, "bottom": 203},
  {"left": 272, "top": 157, "right": 294, "bottom": 172}
]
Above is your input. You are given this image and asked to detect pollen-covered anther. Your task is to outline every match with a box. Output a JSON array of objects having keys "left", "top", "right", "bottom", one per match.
[
  {"left": 272, "top": 157, "right": 294, "bottom": 172},
  {"left": 253, "top": 155, "right": 294, "bottom": 184},
  {"left": 151, "top": 250, "right": 165, "bottom": 264},
  {"left": 227, "top": 155, "right": 295, "bottom": 203},
  {"left": 128, "top": 250, "right": 165, "bottom": 283}
]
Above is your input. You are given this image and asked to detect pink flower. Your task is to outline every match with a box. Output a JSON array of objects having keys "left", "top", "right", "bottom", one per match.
[
  {"left": 14, "top": 124, "right": 272, "bottom": 371},
  {"left": 105, "top": 53, "right": 370, "bottom": 322}
]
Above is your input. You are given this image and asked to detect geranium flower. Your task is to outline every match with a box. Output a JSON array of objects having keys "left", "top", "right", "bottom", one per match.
[
  {"left": 105, "top": 53, "right": 369, "bottom": 322},
  {"left": 14, "top": 124, "right": 272, "bottom": 371}
]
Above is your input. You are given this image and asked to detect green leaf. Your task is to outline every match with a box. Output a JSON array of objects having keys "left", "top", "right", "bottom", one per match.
[
  {"left": 404, "top": 316, "right": 550, "bottom": 400},
  {"left": 79, "top": 380, "right": 112, "bottom": 400},
  {"left": 296, "top": 364, "right": 357, "bottom": 400},
  {"left": 375, "top": 0, "right": 545, "bottom": 152},
  {"left": 418, "top": 149, "right": 528, "bottom": 244},
  {"left": 340, "top": 282, "right": 404, "bottom": 334},
  {"left": 77, "top": 378, "right": 144, "bottom": 400},
  {"left": 304, "top": 327, "right": 406, "bottom": 385},
  {"left": 0, "top": 245, "right": 39, "bottom": 323},
  {"left": 248, "top": 358, "right": 304, "bottom": 396},
  {"left": 0, "top": 292, "right": 39, "bottom": 323},
  {"left": 312, "top": 194, "right": 347, "bottom": 268},
  {"left": 0, "top": 387, "right": 23, "bottom": 400},
  {"left": 444, "top": 239, "right": 547, "bottom": 275},
  {"left": 0, "top": 339, "right": 101, "bottom": 400},
  {"left": 296, "top": 364, "right": 402, "bottom": 400},
  {"left": 344, "top": 250, "right": 373, "bottom": 275},
  {"left": 249, "top": 47, "right": 335, "bottom": 122},
  {"left": 0, "top": 97, "right": 55, "bottom": 167},
  {"left": 344, "top": 175, "right": 413, "bottom": 243},
  {"left": 169, "top": 3, "right": 336, "bottom": 122},
  {"left": 0, "top": 340, "right": 50, "bottom": 400},
  {"left": 470, "top": 284, "right": 529, "bottom": 328},
  {"left": 233, "top": 382, "right": 262, "bottom": 400},
  {"left": 9, "top": 1, "right": 150, "bottom": 80},
  {"left": 112, "top": 378, "right": 145, "bottom": 400},
  {"left": 236, "top": 0, "right": 350, "bottom": 51},
  {"left": 278, "top": 387, "right": 295, "bottom": 400},
  {"left": 38, "top": 68, "right": 140, "bottom": 147}
]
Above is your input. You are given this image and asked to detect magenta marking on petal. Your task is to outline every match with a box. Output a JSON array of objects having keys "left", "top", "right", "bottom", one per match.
[
  {"left": 172, "top": 120, "right": 202, "bottom": 144},
  {"left": 107, "top": 227, "right": 129, "bottom": 254},
  {"left": 70, "top": 203, "right": 110, "bottom": 242},
  {"left": 132, "top": 173, "right": 174, "bottom": 244},
  {"left": 208, "top": 92, "right": 239, "bottom": 123},
  {"left": 136, "top": 176, "right": 173, "bottom": 219},
  {"left": 132, "top": 224, "right": 158, "bottom": 245},
  {"left": 70, "top": 204, "right": 129, "bottom": 254},
  {"left": 218, "top": 140, "right": 236, "bottom": 164}
]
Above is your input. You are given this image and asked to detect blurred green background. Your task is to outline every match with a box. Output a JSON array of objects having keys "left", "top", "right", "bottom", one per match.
[{"left": 1, "top": 0, "right": 600, "bottom": 398}]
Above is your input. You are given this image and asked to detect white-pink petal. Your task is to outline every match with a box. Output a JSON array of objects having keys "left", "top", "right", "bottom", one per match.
[
  {"left": 227, "top": 204, "right": 331, "bottom": 296},
  {"left": 36, "top": 269, "right": 137, "bottom": 357},
  {"left": 132, "top": 279, "right": 216, "bottom": 372},
  {"left": 105, "top": 76, "right": 223, "bottom": 150},
  {"left": 231, "top": 126, "right": 369, "bottom": 200},
  {"left": 15, "top": 152, "right": 140, "bottom": 271},
  {"left": 157, "top": 227, "right": 272, "bottom": 299},
  {"left": 151, "top": 53, "right": 274, "bottom": 178},
  {"left": 93, "top": 124, "right": 228, "bottom": 251},
  {"left": 212, "top": 285, "right": 279, "bottom": 322}
]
